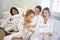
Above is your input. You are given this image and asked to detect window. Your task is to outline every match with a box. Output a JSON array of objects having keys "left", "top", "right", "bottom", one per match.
[
  {"left": 41, "top": 0, "right": 50, "bottom": 9},
  {"left": 52, "top": 0, "right": 60, "bottom": 12}
]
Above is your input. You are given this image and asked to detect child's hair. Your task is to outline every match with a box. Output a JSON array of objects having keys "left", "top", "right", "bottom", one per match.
[
  {"left": 35, "top": 5, "right": 42, "bottom": 12},
  {"left": 25, "top": 9, "right": 35, "bottom": 18},
  {"left": 10, "top": 7, "right": 19, "bottom": 15},
  {"left": 42, "top": 7, "right": 51, "bottom": 16}
]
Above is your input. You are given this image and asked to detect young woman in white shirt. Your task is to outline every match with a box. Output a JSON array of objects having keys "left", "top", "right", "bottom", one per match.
[
  {"left": 0, "top": 7, "right": 20, "bottom": 35},
  {"left": 39, "top": 7, "right": 54, "bottom": 40},
  {"left": 30, "top": 7, "right": 54, "bottom": 40}
]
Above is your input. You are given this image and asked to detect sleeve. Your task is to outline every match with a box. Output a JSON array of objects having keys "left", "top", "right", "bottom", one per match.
[
  {"left": 50, "top": 19, "right": 54, "bottom": 34},
  {"left": 18, "top": 19, "right": 24, "bottom": 31},
  {"left": 30, "top": 17, "right": 37, "bottom": 26},
  {"left": 14, "top": 19, "right": 24, "bottom": 37},
  {"left": 12, "top": 18, "right": 20, "bottom": 31},
  {"left": 12, "top": 14, "right": 24, "bottom": 31}
]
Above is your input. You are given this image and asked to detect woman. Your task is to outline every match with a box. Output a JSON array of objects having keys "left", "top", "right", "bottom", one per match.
[
  {"left": 39, "top": 7, "right": 54, "bottom": 40},
  {"left": 30, "top": 7, "right": 54, "bottom": 40},
  {"left": 4, "top": 9, "right": 35, "bottom": 40},
  {"left": 40, "top": 7, "right": 54, "bottom": 40},
  {"left": 0, "top": 7, "right": 20, "bottom": 34}
]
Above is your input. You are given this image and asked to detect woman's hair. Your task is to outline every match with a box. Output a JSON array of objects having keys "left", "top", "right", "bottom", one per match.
[
  {"left": 25, "top": 9, "right": 35, "bottom": 18},
  {"left": 42, "top": 7, "right": 51, "bottom": 17},
  {"left": 10, "top": 7, "right": 19, "bottom": 15}
]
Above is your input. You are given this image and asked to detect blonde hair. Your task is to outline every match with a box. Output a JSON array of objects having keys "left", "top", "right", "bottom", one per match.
[{"left": 25, "top": 9, "right": 35, "bottom": 18}]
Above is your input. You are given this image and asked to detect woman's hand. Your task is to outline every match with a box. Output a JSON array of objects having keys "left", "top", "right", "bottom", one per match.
[
  {"left": 42, "top": 32, "right": 52, "bottom": 36},
  {"left": 24, "top": 23, "right": 33, "bottom": 28},
  {"left": 46, "top": 32, "right": 52, "bottom": 36},
  {"left": 12, "top": 36, "right": 23, "bottom": 40}
]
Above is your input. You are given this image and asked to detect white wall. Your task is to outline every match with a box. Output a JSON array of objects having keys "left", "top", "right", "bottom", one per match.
[
  {"left": 1, "top": 0, "right": 41, "bottom": 19},
  {"left": 0, "top": 0, "right": 3, "bottom": 19},
  {"left": 1, "top": 0, "right": 60, "bottom": 20},
  {"left": 17, "top": 0, "right": 41, "bottom": 8},
  {"left": 3, "top": 0, "right": 20, "bottom": 11},
  {"left": 2, "top": 0, "right": 41, "bottom": 11}
]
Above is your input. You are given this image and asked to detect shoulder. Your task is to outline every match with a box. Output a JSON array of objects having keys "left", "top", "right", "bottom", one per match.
[{"left": 49, "top": 18, "right": 55, "bottom": 25}]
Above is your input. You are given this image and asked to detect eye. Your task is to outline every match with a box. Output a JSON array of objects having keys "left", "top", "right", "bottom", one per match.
[{"left": 30, "top": 16, "right": 32, "bottom": 17}]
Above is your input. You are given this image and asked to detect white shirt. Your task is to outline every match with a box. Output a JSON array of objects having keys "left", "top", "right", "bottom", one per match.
[
  {"left": 0, "top": 14, "right": 21, "bottom": 31},
  {"left": 31, "top": 14, "right": 43, "bottom": 27},
  {"left": 37, "top": 18, "right": 54, "bottom": 34},
  {"left": 11, "top": 14, "right": 21, "bottom": 31},
  {"left": 17, "top": 18, "right": 37, "bottom": 37}
]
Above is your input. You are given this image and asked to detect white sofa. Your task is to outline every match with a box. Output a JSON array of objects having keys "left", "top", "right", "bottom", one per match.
[{"left": 52, "top": 19, "right": 60, "bottom": 40}]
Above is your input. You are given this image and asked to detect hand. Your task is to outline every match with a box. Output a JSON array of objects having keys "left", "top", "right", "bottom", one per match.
[
  {"left": 42, "top": 32, "right": 52, "bottom": 36},
  {"left": 46, "top": 32, "right": 52, "bottom": 36},
  {"left": 12, "top": 36, "right": 23, "bottom": 40},
  {"left": 12, "top": 36, "right": 22, "bottom": 40},
  {"left": 42, "top": 32, "right": 46, "bottom": 35},
  {"left": 12, "top": 36, "right": 20, "bottom": 39},
  {"left": 30, "top": 29, "right": 34, "bottom": 33}
]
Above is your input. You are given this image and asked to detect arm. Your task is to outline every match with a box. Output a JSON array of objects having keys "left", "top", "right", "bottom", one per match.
[
  {"left": 23, "top": 23, "right": 35, "bottom": 28},
  {"left": 42, "top": 32, "right": 52, "bottom": 36},
  {"left": 12, "top": 36, "right": 22, "bottom": 40}
]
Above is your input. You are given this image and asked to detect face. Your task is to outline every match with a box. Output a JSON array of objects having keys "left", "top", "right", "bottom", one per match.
[
  {"left": 34, "top": 8, "right": 40, "bottom": 15},
  {"left": 43, "top": 10, "right": 50, "bottom": 18},
  {"left": 12, "top": 9, "right": 17, "bottom": 15},
  {"left": 26, "top": 13, "right": 34, "bottom": 21}
]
